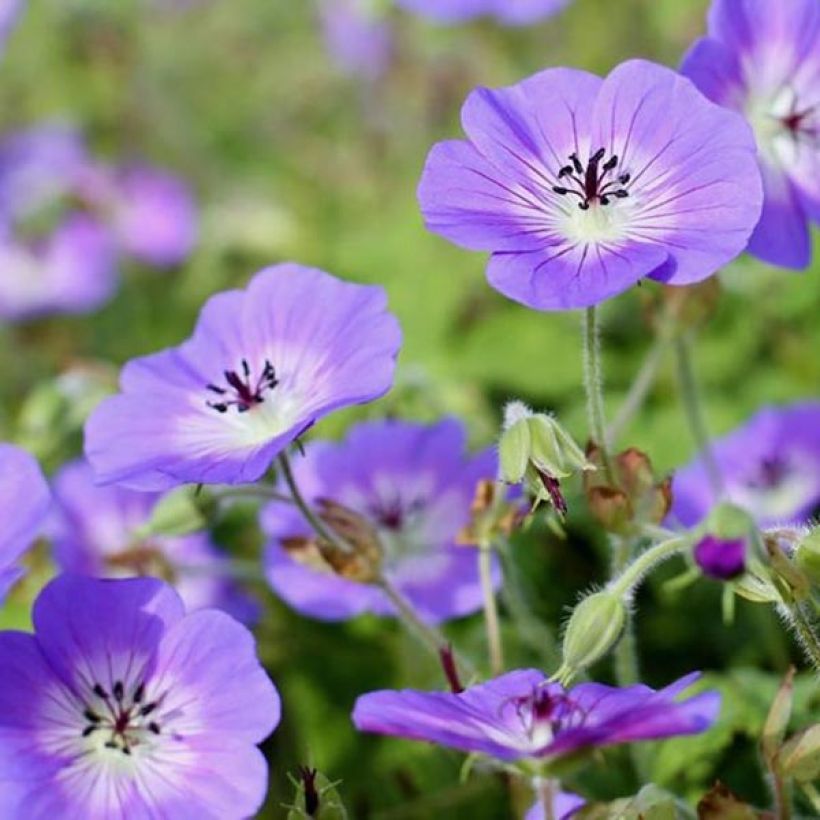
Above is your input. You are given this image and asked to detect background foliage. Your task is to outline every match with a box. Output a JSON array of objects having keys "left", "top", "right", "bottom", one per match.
[{"left": 1, "top": 1, "right": 818, "bottom": 817}]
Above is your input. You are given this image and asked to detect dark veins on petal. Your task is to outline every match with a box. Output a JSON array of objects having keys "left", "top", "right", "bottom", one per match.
[
  {"left": 206, "top": 358, "right": 279, "bottom": 414},
  {"left": 551, "top": 148, "right": 631, "bottom": 211},
  {"left": 81, "top": 679, "right": 163, "bottom": 755}
]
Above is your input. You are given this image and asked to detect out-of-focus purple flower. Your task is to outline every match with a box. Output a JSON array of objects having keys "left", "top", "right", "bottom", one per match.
[
  {"left": 319, "top": 0, "right": 393, "bottom": 80},
  {"left": 0, "top": 126, "right": 119, "bottom": 319},
  {"left": 85, "top": 263, "right": 402, "bottom": 490},
  {"left": 0, "top": 216, "right": 118, "bottom": 320},
  {"left": 525, "top": 790, "right": 585, "bottom": 820},
  {"left": 0, "top": 443, "right": 50, "bottom": 598},
  {"left": 51, "top": 459, "right": 257, "bottom": 622},
  {"left": 672, "top": 402, "right": 820, "bottom": 528},
  {"left": 106, "top": 165, "right": 198, "bottom": 268},
  {"left": 263, "top": 418, "right": 500, "bottom": 624},
  {"left": 397, "top": 0, "right": 570, "bottom": 26},
  {"left": 0, "top": 574, "right": 280, "bottom": 817},
  {"left": 418, "top": 59, "right": 762, "bottom": 311},
  {"left": 353, "top": 669, "right": 720, "bottom": 762},
  {"left": 681, "top": 0, "right": 820, "bottom": 269},
  {"left": 0, "top": 0, "right": 22, "bottom": 57}
]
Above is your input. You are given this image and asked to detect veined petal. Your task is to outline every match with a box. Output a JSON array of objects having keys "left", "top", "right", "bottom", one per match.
[
  {"left": 486, "top": 241, "right": 668, "bottom": 311},
  {"left": 591, "top": 60, "right": 762, "bottom": 286}
]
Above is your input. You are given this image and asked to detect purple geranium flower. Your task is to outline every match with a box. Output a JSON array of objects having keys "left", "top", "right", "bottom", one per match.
[
  {"left": 319, "top": 0, "right": 393, "bottom": 81},
  {"left": 104, "top": 164, "right": 198, "bottom": 268},
  {"left": 0, "top": 443, "right": 50, "bottom": 598},
  {"left": 397, "top": 0, "right": 570, "bottom": 26},
  {"left": 0, "top": 126, "right": 118, "bottom": 319},
  {"left": 263, "top": 418, "right": 500, "bottom": 624},
  {"left": 681, "top": 0, "right": 820, "bottom": 269},
  {"left": 526, "top": 791, "right": 585, "bottom": 820},
  {"left": 693, "top": 534, "right": 747, "bottom": 580},
  {"left": 85, "top": 263, "right": 402, "bottom": 490},
  {"left": 0, "top": 574, "right": 280, "bottom": 816},
  {"left": 672, "top": 402, "right": 820, "bottom": 528},
  {"left": 419, "top": 59, "right": 762, "bottom": 310},
  {"left": 353, "top": 669, "right": 720, "bottom": 762},
  {"left": 0, "top": 0, "right": 22, "bottom": 56},
  {"left": 51, "top": 459, "right": 257, "bottom": 622}
]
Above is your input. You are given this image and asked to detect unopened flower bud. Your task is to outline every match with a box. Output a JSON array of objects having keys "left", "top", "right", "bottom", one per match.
[
  {"left": 694, "top": 504, "right": 755, "bottom": 580},
  {"left": 555, "top": 591, "right": 627, "bottom": 684},
  {"left": 499, "top": 402, "right": 594, "bottom": 515},
  {"left": 795, "top": 528, "right": 820, "bottom": 587}
]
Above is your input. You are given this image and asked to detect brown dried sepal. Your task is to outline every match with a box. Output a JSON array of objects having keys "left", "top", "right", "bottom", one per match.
[
  {"left": 584, "top": 444, "right": 672, "bottom": 534},
  {"left": 696, "top": 782, "right": 770, "bottom": 820},
  {"left": 456, "top": 479, "right": 525, "bottom": 547}
]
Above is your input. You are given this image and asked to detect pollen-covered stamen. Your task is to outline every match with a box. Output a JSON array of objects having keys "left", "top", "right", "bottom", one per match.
[
  {"left": 80, "top": 679, "right": 162, "bottom": 755},
  {"left": 553, "top": 148, "right": 630, "bottom": 210},
  {"left": 206, "top": 358, "right": 279, "bottom": 414}
]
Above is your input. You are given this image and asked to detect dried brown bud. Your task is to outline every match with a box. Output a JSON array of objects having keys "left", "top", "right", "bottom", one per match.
[{"left": 584, "top": 444, "right": 672, "bottom": 534}]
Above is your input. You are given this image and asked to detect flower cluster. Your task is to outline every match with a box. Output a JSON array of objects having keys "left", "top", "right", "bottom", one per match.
[
  {"left": 0, "top": 125, "right": 196, "bottom": 320},
  {"left": 0, "top": 0, "right": 817, "bottom": 815}
]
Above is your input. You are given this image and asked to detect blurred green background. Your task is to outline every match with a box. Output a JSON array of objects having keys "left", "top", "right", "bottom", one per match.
[{"left": 1, "top": 1, "right": 818, "bottom": 817}]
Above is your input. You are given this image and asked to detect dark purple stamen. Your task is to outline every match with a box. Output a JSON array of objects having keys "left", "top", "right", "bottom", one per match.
[
  {"left": 80, "top": 679, "right": 162, "bottom": 755},
  {"left": 206, "top": 358, "right": 279, "bottom": 414},
  {"left": 553, "top": 148, "right": 630, "bottom": 210}
]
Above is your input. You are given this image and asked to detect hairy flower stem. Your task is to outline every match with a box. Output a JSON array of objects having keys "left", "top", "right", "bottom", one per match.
[
  {"left": 278, "top": 452, "right": 351, "bottom": 554},
  {"left": 582, "top": 306, "right": 615, "bottom": 485},
  {"left": 609, "top": 536, "right": 689, "bottom": 600},
  {"left": 610, "top": 536, "right": 639, "bottom": 685},
  {"left": 606, "top": 335, "right": 669, "bottom": 447},
  {"left": 479, "top": 545, "right": 504, "bottom": 676},
  {"left": 781, "top": 601, "right": 820, "bottom": 672},
  {"left": 674, "top": 334, "right": 723, "bottom": 497}
]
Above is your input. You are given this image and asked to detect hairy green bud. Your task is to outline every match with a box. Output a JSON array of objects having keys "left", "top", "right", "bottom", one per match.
[{"left": 555, "top": 591, "right": 627, "bottom": 685}]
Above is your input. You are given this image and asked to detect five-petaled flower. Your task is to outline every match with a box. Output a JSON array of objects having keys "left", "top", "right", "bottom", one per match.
[
  {"left": 418, "top": 59, "right": 763, "bottom": 310},
  {"left": 682, "top": 0, "right": 820, "bottom": 269},
  {"left": 263, "top": 418, "right": 501, "bottom": 624},
  {"left": 84, "top": 263, "right": 402, "bottom": 490},
  {"left": 352, "top": 669, "right": 720, "bottom": 763},
  {"left": 672, "top": 401, "right": 820, "bottom": 528},
  {"left": 0, "top": 574, "right": 280, "bottom": 817}
]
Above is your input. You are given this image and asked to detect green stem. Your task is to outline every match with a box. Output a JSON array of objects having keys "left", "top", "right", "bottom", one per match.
[
  {"left": 674, "top": 334, "right": 723, "bottom": 497},
  {"left": 379, "top": 575, "right": 476, "bottom": 678},
  {"left": 536, "top": 777, "right": 557, "bottom": 820},
  {"left": 609, "top": 536, "right": 689, "bottom": 599},
  {"left": 582, "top": 306, "right": 615, "bottom": 484},
  {"left": 479, "top": 546, "right": 504, "bottom": 675},
  {"left": 606, "top": 334, "right": 670, "bottom": 447},
  {"left": 783, "top": 601, "right": 820, "bottom": 672},
  {"left": 278, "top": 453, "right": 350, "bottom": 553},
  {"left": 212, "top": 486, "right": 294, "bottom": 504}
]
